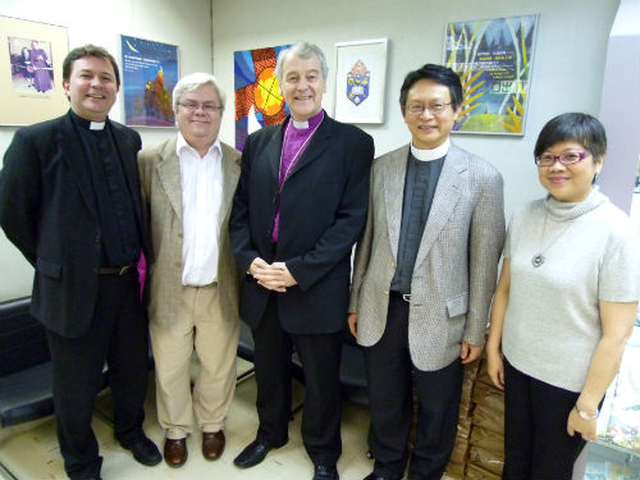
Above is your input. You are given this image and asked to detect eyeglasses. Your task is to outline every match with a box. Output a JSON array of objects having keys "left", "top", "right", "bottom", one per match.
[
  {"left": 534, "top": 151, "right": 591, "bottom": 167},
  {"left": 405, "top": 102, "right": 452, "bottom": 116},
  {"left": 179, "top": 101, "right": 223, "bottom": 113}
]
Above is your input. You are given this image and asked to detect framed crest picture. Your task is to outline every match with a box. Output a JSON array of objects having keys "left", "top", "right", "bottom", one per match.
[{"left": 334, "top": 38, "right": 388, "bottom": 124}]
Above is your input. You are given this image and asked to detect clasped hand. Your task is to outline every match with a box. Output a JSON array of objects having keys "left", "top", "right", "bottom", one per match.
[{"left": 249, "top": 257, "right": 297, "bottom": 292}]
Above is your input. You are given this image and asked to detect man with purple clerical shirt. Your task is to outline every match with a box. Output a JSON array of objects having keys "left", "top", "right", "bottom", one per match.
[{"left": 229, "top": 41, "right": 374, "bottom": 480}]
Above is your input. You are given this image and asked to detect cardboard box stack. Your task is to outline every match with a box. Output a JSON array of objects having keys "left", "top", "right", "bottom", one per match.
[{"left": 445, "top": 354, "right": 505, "bottom": 479}]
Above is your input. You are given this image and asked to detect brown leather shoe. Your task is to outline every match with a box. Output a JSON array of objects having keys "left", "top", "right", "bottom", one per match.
[
  {"left": 202, "top": 431, "right": 225, "bottom": 460},
  {"left": 164, "top": 438, "right": 187, "bottom": 468}
]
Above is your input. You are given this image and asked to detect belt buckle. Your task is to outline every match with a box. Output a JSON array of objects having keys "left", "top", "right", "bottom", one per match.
[{"left": 402, "top": 293, "right": 412, "bottom": 302}]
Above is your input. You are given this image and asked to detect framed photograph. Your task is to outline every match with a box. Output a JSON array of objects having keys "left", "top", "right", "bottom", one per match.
[
  {"left": 234, "top": 44, "right": 291, "bottom": 151},
  {"left": 120, "top": 34, "right": 178, "bottom": 127},
  {"left": 334, "top": 38, "right": 388, "bottom": 124},
  {"left": 444, "top": 15, "right": 538, "bottom": 135},
  {"left": 0, "top": 15, "right": 69, "bottom": 125}
]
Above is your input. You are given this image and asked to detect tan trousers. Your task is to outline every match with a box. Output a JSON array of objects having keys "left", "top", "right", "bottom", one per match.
[{"left": 149, "top": 283, "right": 240, "bottom": 439}]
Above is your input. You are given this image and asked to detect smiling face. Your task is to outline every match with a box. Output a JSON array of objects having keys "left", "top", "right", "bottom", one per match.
[
  {"left": 175, "top": 84, "right": 223, "bottom": 155},
  {"left": 279, "top": 53, "right": 326, "bottom": 121},
  {"left": 63, "top": 56, "right": 119, "bottom": 121},
  {"left": 537, "top": 140, "right": 603, "bottom": 203},
  {"left": 403, "top": 78, "right": 459, "bottom": 150}
]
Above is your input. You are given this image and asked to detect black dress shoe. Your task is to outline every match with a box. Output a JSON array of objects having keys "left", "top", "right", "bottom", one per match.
[
  {"left": 313, "top": 464, "right": 339, "bottom": 480},
  {"left": 362, "top": 472, "right": 398, "bottom": 480},
  {"left": 120, "top": 434, "right": 162, "bottom": 466},
  {"left": 233, "top": 440, "right": 271, "bottom": 468}
]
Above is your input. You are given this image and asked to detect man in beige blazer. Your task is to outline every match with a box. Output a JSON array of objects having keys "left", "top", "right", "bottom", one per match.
[
  {"left": 138, "top": 73, "right": 240, "bottom": 468},
  {"left": 348, "top": 64, "right": 505, "bottom": 480}
]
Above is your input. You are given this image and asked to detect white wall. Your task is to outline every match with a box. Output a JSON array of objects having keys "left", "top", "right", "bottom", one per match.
[
  {"left": 0, "top": 0, "right": 625, "bottom": 300},
  {"left": 212, "top": 0, "right": 619, "bottom": 214},
  {"left": 598, "top": 0, "right": 640, "bottom": 213},
  {"left": 0, "top": 0, "right": 213, "bottom": 300}
]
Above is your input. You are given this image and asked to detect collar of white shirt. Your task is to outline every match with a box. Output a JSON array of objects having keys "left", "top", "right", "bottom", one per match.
[{"left": 176, "top": 132, "right": 222, "bottom": 159}]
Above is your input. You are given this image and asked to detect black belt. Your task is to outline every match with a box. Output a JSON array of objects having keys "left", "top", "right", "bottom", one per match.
[
  {"left": 390, "top": 291, "right": 412, "bottom": 302},
  {"left": 96, "top": 264, "right": 135, "bottom": 276}
]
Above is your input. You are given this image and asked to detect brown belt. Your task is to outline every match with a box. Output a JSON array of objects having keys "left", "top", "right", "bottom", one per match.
[{"left": 96, "top": 264, "right": 135, "bottom": 276}]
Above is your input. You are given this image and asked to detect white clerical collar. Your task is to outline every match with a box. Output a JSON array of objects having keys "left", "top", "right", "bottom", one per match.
[
  {"left": 411, "top": 138, "right": 450, "bottom": 162},
  {"left": 89, "top": 121, "right": 106, "bottom": 131},
  {"left": 292, "top": 119, "right": 309, "bottom": 129}
]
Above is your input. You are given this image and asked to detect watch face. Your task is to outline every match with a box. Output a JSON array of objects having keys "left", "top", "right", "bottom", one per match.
[{"left": 575, "top": 404, "right": 597, "bottom": 420}]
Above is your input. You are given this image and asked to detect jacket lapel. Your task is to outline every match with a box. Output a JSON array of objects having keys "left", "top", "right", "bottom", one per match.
[
  {"left": 384, "top": 145, "right": 410, "bottom": 261},
  {"left": 266, "top": 123, "right": 285, "bottom": 183},
  {"left": 413, "top": 144, "right": 465, "bottom": 269},
  {"left": 220, "top": 143, "right": 241, "bottom": 224},
  {"left": 156, "top": 137, "right": 183, "bottom": 222},
  {"left": 58, "top": 112, "right": 99, "bottom": 219},
  {"left": 286, "top": 114, "right": 332, "bottom": 179},
  {"left": 111, "top": 124, "right": 143, "bottom": 227}
]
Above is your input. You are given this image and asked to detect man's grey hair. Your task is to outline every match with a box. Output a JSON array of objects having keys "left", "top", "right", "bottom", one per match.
[
  {"left": 172, "top": 72, "right": 226, "bottom": 111},
  {"left": 274, "top": 42, "right": 328, "bottom": 81}
]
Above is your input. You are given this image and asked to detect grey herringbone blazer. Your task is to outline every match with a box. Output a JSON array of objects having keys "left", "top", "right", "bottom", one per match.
[
  {"left": 349, "top": 143, "right": 505, "bottom": 371},
  {"left": 138, "top": 137, "right": 241, "bottom": 327}
]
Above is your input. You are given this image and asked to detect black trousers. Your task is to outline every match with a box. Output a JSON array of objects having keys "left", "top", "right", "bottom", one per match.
[
  {"left": 251, "top": 294, "right": 343, "bottom": 466},
  {"left": 45, "top": 272, "right": 149, "bottom": 480},
  {"left": 365, "top": 293, "right": 463, "bottom": 480},
  {"left": 503, "top": 359, "right": 586, "bottom": 480}
]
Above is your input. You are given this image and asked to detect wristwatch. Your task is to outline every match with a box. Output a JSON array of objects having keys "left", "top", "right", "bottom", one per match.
[{"left": 574, "top": 402, "right": 598, "bottom": 421}]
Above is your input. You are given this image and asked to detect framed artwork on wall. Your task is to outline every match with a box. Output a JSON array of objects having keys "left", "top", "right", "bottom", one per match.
[
  {"left": 444, "top": 14, "right": 538, "bottom": 135},
  {"left": 0, "top": 15, "right": 69, "bottom": 125},
  {"left": 334, "top": 38, "right": 388, "bottom": 124},
  {"left": 234, "top": 44, "right": 291, "bottom": 151},
  {"left": 120, "top": 34, "right": 178, "bottom": 127}
]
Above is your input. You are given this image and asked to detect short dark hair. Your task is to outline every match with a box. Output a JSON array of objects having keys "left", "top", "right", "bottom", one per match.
[
  {"left": 62, "top": 44, "right": 120, "bottom": 87},
  {"left": 534, "top": 113, "right": 607, "bottom": 162},
  {"left": 399, "top": 64, "right": 463, "bottom": 114}
]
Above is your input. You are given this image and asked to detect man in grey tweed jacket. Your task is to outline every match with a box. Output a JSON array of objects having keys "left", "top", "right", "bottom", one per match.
[{"left": 348, "top": 64, "right": 505, "bottom": 480}]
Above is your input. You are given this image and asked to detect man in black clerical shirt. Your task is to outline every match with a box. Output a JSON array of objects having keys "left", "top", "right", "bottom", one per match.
[{"left": 0, "top": 44, "right": 161, "bottom": 480}]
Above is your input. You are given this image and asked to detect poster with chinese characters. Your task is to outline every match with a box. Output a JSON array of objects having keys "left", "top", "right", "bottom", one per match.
[{"left": 444, "top": 15, "right": 537, "bottom": 135}]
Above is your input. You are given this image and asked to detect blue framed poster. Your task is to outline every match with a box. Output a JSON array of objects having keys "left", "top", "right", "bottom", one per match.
[{"left": 120, "top": 34, "right": 178, "bottom": 127}]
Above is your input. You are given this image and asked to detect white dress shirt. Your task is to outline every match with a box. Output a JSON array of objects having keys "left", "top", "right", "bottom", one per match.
[{"left": 177, "top": 133, "right": 223, "bottom": 286}]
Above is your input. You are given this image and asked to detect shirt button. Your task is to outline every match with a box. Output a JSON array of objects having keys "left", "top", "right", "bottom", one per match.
[{"left": 383, "top": 290, "right": 389, "bottom": 296}]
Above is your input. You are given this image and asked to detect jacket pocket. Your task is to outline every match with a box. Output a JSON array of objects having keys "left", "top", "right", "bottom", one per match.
[
  {"left": 446, "top": 292, "right": 468, "bottom": 318},
  {"left": 36, "top": 257, "right": 62, "bottom": 279}
]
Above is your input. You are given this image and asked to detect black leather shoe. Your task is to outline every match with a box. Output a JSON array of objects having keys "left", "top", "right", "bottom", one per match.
[
  {"left": 313, "top": 464, "right": 339, "bottom": 480},
  {"left": 233, "top": 440, "right": 271, "bottom": 468},
  {"left": 362, "top": 473, "right": 398, "bottom": 480},
  {"left": 120, "top": 434, "right": 162, "bottom": 466}
]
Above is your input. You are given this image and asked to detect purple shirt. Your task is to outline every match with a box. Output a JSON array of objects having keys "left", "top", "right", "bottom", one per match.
[{"left": 271, "top": 110, "right": 325, "bottom": 243}]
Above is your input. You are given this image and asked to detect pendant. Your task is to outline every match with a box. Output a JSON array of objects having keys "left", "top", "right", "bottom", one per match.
[{"left": 532, "top": 254, "right": 544, "bottom": 268}]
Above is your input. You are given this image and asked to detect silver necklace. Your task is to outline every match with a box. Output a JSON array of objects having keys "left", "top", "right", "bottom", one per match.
[{"left": 531, "top": 213, "right": 574, "bottom": 268}]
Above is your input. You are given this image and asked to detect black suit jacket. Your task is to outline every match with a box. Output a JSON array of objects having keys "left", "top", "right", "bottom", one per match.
[
  {"left": 229, "top": 114, "right": 374, "bottom": 334},
  {"left": 0, "top": 110, "right": 143, "bottom": 338}
]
